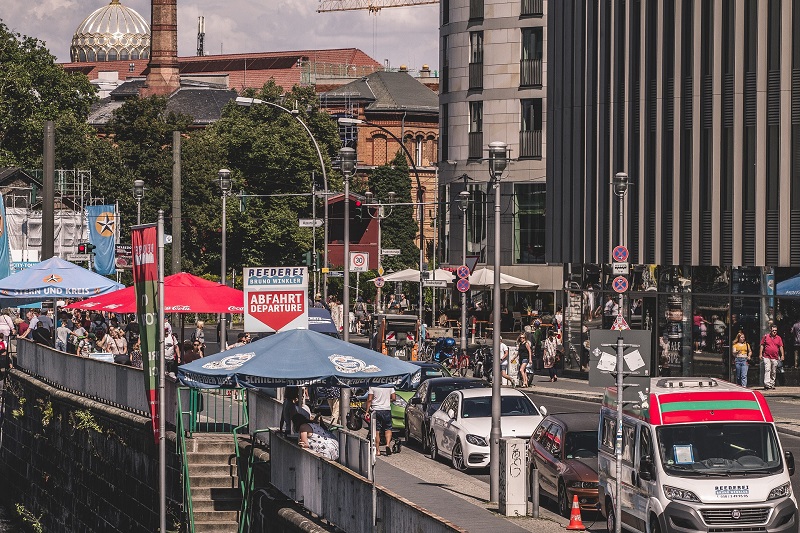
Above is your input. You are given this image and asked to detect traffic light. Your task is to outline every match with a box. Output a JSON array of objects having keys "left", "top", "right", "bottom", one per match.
[
  {"left": 355, "top": 199, "right": 363, "bottom": 221},
  {"left": 77, "top": 242, "right": 96, "bottom": 254},
  {"left": 302, "top": 251, "right": 312, "bottom": 267}
]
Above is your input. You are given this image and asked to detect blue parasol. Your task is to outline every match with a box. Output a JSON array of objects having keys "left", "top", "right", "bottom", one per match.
[
  {"left": 178, "top": 328, "right": 421, "bottom": 389},
  {"left": 777, "top": 272, "right": 800, "bottom": 296}
]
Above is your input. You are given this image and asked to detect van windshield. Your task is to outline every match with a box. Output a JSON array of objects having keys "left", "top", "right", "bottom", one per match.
[{"left": 656, "top": 423, "right": 783, "bottom": 477}]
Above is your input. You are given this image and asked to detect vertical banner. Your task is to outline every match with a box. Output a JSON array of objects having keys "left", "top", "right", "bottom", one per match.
[
  {"left": 132, "top": 224, "right": 159, "bottom": 443},
  {"left": 0, "top": 193, "right": 11, "bottom": 279},
  {"left": 244, "top": 267, "right": 308, "bottom": 332},
  {"left": 87, "top": 204, "right": 117, "bottom": 275}
]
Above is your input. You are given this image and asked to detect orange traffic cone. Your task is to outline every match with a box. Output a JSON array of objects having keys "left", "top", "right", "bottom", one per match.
[{"left": 566, "top": 495, "right": 586, "bottom": 531}]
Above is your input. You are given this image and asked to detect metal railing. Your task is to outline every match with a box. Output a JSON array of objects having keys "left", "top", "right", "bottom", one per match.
[
  {"left": 520, "top": 0, "right": 543, "bottom": 16},
  {"left": 519, "top": 129, "right": 543, "bottom": 158},
  {"left": 520, "top": 58, "right": 543, "bottom": 87},
  {"left": 468, "top": 131, "right": 484, "bottom": 159},
  {"left": 469, "top": 62, "right": 483, "bottom": 90},
  {"left": 176, "top": 388, "right": 197, "bottom": 533}
]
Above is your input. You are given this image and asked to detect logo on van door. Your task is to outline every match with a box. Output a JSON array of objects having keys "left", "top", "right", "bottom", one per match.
[{"left": 715, "top": 485, "right": 749, "bottom": 498}]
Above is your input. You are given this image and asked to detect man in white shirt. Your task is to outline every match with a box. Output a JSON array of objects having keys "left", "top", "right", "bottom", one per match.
[
  {"left": 164, "top": 326, "right": 180, "bottom": 374},
  {"left": 365, "top": 385, "right": 396, "bottom": 456},
  {"left": 499, "top": 341, "right": 514, "bottom": 386}
]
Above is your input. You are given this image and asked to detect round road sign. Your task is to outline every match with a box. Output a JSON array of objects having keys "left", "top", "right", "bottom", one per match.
[
  {"left": 612, "top": 245, "right": 629, "bottom": 262},
  {"left": 374, "top": 277, "right": 385, "bottom": 288},
  {"left": 612, "top": 276, "right": 629, "bottom": 293},
  {"left": 456, "top": 278, "right": 471, "bottom": 293},
  {"left": 457, "top": 265, "right": 470, "bottom": 279}
]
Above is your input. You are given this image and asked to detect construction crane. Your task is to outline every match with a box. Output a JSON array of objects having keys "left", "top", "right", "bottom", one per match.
[{"left": 317, "top": 0, "right": 437, "bottom": 13}]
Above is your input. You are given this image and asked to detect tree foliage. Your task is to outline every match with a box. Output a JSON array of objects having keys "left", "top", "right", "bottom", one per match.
[{"left": 0, "top": 20, "right": 97, "bottom": 168}]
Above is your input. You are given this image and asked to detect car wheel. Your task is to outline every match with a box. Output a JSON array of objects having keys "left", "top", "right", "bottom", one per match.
[
  {"left": 429, "top": 431, "right": 439, "bottom": 461},
  {"left": 558, "top": 481, "right": 570, "bottom": 518},
  {"left": 606, "top": 498, "right": 615, "bottom": 533},
  {"left": 452, "top": 440, "right": 468, "bottom": 471},
  {"left": 404, "top": 414, "right": 416, "bottom": 445},
  {"left": 421, "top": 423, "right": 431, "bottom": 452}
]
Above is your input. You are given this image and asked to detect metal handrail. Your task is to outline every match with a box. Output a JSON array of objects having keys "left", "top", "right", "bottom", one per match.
[
  {"left": 176, "top": 387, "right": 196, "bottom": 533},
  {"left": 237, "top": 427, "right": 269, "bottom": 533}
]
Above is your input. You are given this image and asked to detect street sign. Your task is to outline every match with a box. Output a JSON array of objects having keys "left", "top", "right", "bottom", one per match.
[
  {"left": 612, "top": 276, "right": 629, "bottom": 293},
  {"left": 612, "top": 245, "right": 629, "bottom": 262},
  {"left": 377, "top": 266, "right": 384, "bottom": 276},
  {"left": 611, "top": 315, "right": 630, "bottom": 330},
  {"left": 67, "top": 253, "right": 91, "bottom": 262},
  {"left": 299, "top": 218, "right": 324, "bottom": 228},
  {"left": 612, "top": 262, "right": 629, "bottom": 275},
  {"left": 466, "top": 255, "right": 479, "bottom": 272},
  {"left": 588, "top": 329, "right": 652, "bottom": 391},
  {"left": 164, "top": 234, "right": 173, "bottom": 244},
  {"left": 244, "top": 267, "right": 309, "bottom": 333},
  {"left": 350, "top": 252, "right": 369, "bottom": 272},
  {"left": 374, "top": 277, "right": 385, "bottom": 288},
  {"left": 328, "top": 271, "right": 344, "bottom": 278},
  {"left": 457, "top": 265, "right": 470, "bottom": 279},
  {"left": 321, "top": 267, "right": 330, "bottom": 273},
  {"left": 381, "top": 248, "right": 401, "bottom": 256},
  {"left": 456, "top": 278, "right": 471, "bottom": 293},
  {"left": 423, "top": 279, "right": 448, "bottom": 288}
]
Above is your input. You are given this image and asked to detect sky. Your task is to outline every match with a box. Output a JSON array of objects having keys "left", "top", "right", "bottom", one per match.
[{"left": 2, "top": 0, "right": 440, "bottom": 72}]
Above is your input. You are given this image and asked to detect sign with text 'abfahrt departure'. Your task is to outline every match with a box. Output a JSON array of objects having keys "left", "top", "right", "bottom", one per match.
[{"left": 244, "top": 266, "right": 308, "bottom": 333}]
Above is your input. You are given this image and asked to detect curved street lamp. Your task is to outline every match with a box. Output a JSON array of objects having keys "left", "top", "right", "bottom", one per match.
[
  {"left": 236, "top": 97, "right": 331, "bottom": 300},
  {"left": 217, "top": 168, "right": 232, "bottom": 351}
]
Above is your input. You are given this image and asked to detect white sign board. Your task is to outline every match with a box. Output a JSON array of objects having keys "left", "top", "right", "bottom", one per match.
[
  {"left": 299, "top": 218, "right": 323, "bottom": 228},
  {"left": 67, "top": 254, "right": 91, "bottom": 261},
  {"left": 350, "top": 252, "right": 369, "bottom": 272},
  {"left": 612, "top": 262, "right": 629, "bottom": 275},
  {"left": 423, "top": 279, "right": 448, "bottom": 288},
  {"left": 381, "top": 248, "right": 401, "bottom": 256},
  {"left": 244, "top": 267, "right": 308, "bottom": 333}
]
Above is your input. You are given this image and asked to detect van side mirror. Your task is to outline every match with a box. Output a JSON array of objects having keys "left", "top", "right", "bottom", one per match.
[
  {"left": 786, "top": 451, "right": 795, "bottom": 476},
  {"left": 639, "top": 457, "right": 654, "bottom": 481}
]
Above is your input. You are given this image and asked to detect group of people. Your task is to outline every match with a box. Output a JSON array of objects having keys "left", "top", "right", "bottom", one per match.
[
  {"left": 313, "top": 293, "right": 373, "bottom": 335},
  {"left": 496, "top": 328, "right": 560, "bottom": 387}
]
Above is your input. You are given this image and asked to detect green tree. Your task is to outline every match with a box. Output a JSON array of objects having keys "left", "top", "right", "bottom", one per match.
[
  {"left": 369, "top": 151, "right": 419, "bottom": 270},
  {"left": 0, "top": 20, "right": 96, "bottom": 168}
]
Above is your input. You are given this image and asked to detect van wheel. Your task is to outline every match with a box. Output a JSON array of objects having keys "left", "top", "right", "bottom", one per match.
[
  {"left": 606, "top": 498, "right": 615, "bottom": 533},
  {"left": 558, "top": 481, "right": 570, "bottom": 517}
]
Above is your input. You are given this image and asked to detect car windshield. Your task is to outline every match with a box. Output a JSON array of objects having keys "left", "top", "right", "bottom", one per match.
[
  {"left": 461, "top": 395, "right": 539, "bottom": 418},
  {"left": 565, "top": 430, "right": 599, "bottom": 459},
  {"left": 656, "top": 423, "right": 783, "bottom": 477},
  {"left": 429, "top": 382, "right": 485, "bottom": 405}
]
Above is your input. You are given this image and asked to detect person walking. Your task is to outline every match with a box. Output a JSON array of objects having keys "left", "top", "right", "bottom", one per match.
[
  {"left": 791, "top": 318, "right": 800, "bottom": 368},
  {"left": 543, "top": 330, "right": 559, "bottom": 382},
  {"left": 365, "top": 384, "right": 396, "bottom": 456},
  {"left": 760, "top": 324, "right": 784, "bottom": 390},
  {"left": 516, "top": 332, "right": 532, "bottom": 387},
  {"left": 732, "top": 331, "right": 752, "bottom": 387}
]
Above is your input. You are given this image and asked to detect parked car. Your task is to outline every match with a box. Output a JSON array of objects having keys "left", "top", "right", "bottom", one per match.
[
  {"left": 528, "top": 412, "right": 600, "bottom": 517},
  {"left": 429, "top": 388, "right": 546, "bottom": 471},
  {"left": 405, "top": 377, "right": 489, "bottom": 451},
  {"left": 371, "top": 312, "right": 419, "bottom": 359},
  {"left": 392, "top": 361, "right": 452, "bottom": 432}
]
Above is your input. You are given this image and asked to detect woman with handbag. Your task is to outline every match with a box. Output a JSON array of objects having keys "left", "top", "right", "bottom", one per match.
[{"left": 732, "top": 331, "right": 752, "bottom": 387}]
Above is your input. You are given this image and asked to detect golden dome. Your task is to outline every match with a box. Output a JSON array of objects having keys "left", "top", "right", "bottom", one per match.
[{"left": 70, "top": 0, "right": 150, "bottom": 62}]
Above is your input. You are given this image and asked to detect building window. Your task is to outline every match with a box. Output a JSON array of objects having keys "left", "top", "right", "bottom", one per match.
[
  {"left": 520, "top": 99, "right": 543, "bottom": 158},
  {"left": 520, "top": 28, "right": 543, "bottom": 87},
  {"left": 415, "top": 135, "right": 424, "bottom": 166},
  {"left": 467, "top": 183, "right": 488, "bottom": 262},
  {"left": 515, "top": 183, "right": 546, "bottom": 264},
  {"left": 520, "top": 0, "right": 544, "bottom": 17},
  {"left": 469, "top": 0, "right": 484, "bottom": 21},
  {"left": 469, "top": 101, "right": 483, "bottom": 159},
  {"left": 469, "top": 32, "right": 484, "bottom": 90}
]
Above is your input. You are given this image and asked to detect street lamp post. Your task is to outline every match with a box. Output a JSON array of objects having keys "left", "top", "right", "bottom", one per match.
[
  {"left": 218, "top": 169, "right": 232, "bottom": 352},
  {"left": 133, "top": 179, "right": 145, "bottom": 225},
  {"left": 458, "top": 190, "right": 470, "bottom": 354},
  {"left": 365, "top": 191, "right": 395, "bottom": 312},
  {"left": 611, "top": 171, "right": 628, "bottom": 533},
  {"left": 339, "top": 148, "right": 357, "bottom": 344},
  {"left": 488, "top": 141, "right": 509, "bottom": 503},
  {"left": 236, "top": 97, "right": 330, "bottom": 300}
]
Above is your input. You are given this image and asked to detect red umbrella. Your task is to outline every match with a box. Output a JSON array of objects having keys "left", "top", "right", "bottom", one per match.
[{"left": 64, "top": 272, "right": 244, "bottom": 314}]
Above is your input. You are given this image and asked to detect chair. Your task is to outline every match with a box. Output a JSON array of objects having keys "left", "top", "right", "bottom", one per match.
[{"left": 512, "top": 312, "right": 523, "bottom": 332}]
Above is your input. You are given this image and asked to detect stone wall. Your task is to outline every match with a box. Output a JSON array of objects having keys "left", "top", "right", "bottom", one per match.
[{"left": 0, "top": 370, "right": 183, "bottom": 532}]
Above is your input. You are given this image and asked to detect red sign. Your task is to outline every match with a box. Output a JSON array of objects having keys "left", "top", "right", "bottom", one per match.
[
  {"left": 247, "top": 290, "right": 306, "bottom": 331},
  {"left": 612, "top": 276, "right": 629, "bottom": 293},
  {"left": 456, "top": 278, "right": 471, "bottom": 293},
  {"left": 612, "top": 245, "right": 629, "bottom": 262},
  {"left": 457, "top": 265, "right": 470, "bottom": 279}
]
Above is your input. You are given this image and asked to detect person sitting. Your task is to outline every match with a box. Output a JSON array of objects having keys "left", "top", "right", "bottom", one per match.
[{"left": 292, "top": 405, "right": 340, "bottom": 460}]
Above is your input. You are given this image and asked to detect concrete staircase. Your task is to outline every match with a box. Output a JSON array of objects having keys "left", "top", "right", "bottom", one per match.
[{"left": 185, "top": 434, "right": 242, "bottom": 533}]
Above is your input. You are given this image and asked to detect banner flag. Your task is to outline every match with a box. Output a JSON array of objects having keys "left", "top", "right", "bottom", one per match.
[
  {"left": 132, "top": 224, "right": 159, "bottom": 443},
  {"left": 87, "top": 204, "right": 116, "bottom": 275},
  {"left": 0, "top": 194, "right": 11, "bottom": 279}
]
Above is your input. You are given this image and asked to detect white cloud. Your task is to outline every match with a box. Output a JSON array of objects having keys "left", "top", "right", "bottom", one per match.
[{"left": 1, "top": 0, "right": 439, "bottom": 71}]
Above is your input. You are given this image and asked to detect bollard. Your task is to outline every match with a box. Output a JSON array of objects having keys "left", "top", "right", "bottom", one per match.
[{"left": 530, "top": 465, "right": 540, "bottom": 518}]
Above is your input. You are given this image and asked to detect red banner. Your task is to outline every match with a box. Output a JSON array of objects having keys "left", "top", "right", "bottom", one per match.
[{"left": 132, "top": 225, "right": 159, "bottom": 443}]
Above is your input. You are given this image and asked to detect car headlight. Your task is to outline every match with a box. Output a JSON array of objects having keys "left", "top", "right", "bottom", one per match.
[
  {"left": 663, "top": 485, "right": 701, "bottom": 503},
  {"left": 567, "top": 480, "right": 598, "bottom": 489},
  {"left": 768, "top": 482, "right": 792, "bottom": 500},
  {"left": 392, "top": 397, "right": 408, "bottom": 408},
  {"left": 466, "top": 434, "right": 488, "bottom": 446}
]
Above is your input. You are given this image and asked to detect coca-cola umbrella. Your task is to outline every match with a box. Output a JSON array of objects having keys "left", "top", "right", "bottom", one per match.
[{"left": 64, "top": 272, "right": 244, "bottom": 314}]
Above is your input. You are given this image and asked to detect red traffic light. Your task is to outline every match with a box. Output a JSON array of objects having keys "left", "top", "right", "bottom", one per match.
[
  {"left": 77, "top": 242, "right": 96, "bottom": 254},
  {"left": 355, "top": 200, "right": 362, "bottom": 207}
]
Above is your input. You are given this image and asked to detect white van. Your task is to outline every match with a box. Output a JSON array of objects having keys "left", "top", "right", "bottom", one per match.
[{"left": 598, "top": 377, "right": 797, "bottom": 533}]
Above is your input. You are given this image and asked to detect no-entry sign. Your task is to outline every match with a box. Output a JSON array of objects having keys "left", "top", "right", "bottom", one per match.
[{"left": 244, "top": 266, "right": 308, "bottom": 332}]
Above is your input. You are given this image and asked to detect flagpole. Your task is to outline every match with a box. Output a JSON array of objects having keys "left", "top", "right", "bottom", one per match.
[{"left": 157, "top": 210, "right": 166, "bottom": 533}]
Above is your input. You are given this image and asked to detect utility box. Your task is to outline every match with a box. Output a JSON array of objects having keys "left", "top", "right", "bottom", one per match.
[{"left": 499, "top": 437, "right": 527, "bottom": 516}]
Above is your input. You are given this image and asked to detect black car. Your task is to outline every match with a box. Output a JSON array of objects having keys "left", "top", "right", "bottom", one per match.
[{"left": 404, "top": 377, "right": 489, "bottom": 451}]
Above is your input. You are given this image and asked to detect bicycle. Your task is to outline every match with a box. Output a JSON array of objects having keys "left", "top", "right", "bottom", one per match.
[{"left": 447, "top": 349, "right": 471, "bottom": 377}]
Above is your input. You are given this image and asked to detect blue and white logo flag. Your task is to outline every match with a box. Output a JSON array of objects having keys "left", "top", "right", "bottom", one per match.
[
  {"left": 87, "top": 204, "right": 116, "bottom": 275},
  {"left": 0, "top": 194, "right": 11, "bottom": 280}
]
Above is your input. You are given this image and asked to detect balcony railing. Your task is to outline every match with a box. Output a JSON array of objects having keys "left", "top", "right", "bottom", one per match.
[
  {"left": 520, "top": 58, "right": 543, "bottom": 87},
  {"left": 520, "top": 0, "right": 544, "bottom": 17},
  {"left": 469, "top": 62, "right": 483, "bottom": 90},
  {"left": 519, "top": 130, "right": 542, "bottom": 158},
  {"left": 468, "top": 131, "right": 484, "bottom": 159},
  {"left": 469, "top": 0, "right": 484, "bottom": 20}
]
